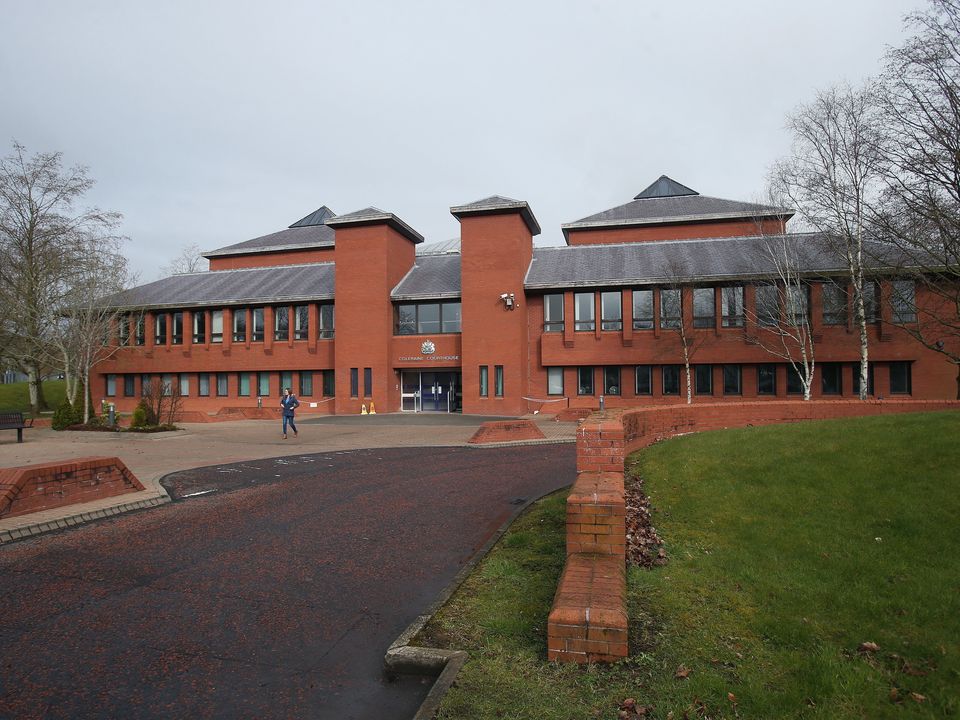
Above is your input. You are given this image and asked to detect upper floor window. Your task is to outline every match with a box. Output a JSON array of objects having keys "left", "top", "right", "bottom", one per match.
[
  {"left": 193, "top": 310, "right": 206, "bottom": 343},
  {"left": 319, "top": 303, "right": 335, "bottom": 339},
  {"left": 659, "top": 288, "right": 681, "bottom": 330},
  {"left": 786, "top": 285, "right": 810, "bottom": 326},
  {"left": 210, "top": 310, "right": 223, "bottom": 343},
  {"left": 135, "top": 314, "right": 146, "bottom": 346},
  {"left": 693, "top": 288, "right": 715, "bottom": 328},
  {"left": 274, "top": 306, "right": 289, "bottom": 341},
  {"left": 294, "top": 305, "right": 309, "bottom": 340},
  {"left": 252, "top": 307, "right": 265, "bottom": 342},
  {"left": 601, "top": 292, "right": 622, "bottom": 331},
  {"left": 891, "top": 280, "right": 917, "bottom": 323},
  {"left": 172, "top": 311, "right": 184, "bottom": 345},
  {"left": 395, "top": 301, "right": 461, "bottom": 335},
  {"left": 233, "top": 309, "right": 247, "bottom": 342},
  {"left": 117, "top": 314, "right": 130, "bottom": 346},
  {"left": 755, "top": 284, "right": 779, "bottom": 326},
  {"left": 632, "top": 289, "right": 654, "bottom": 330},
  {"left": 543, "top": 294, "right": 564, "bottom": 332},
  {"left": 721, "top": 286, "right": 744, "bottom": 328},
  {"left": 155, "top": 312, "right": 168, "bottom": 345},
  {"left": 822, "top": 283, "right": 848, "bottom": 326},
  {"left": 863, "top": 281, "right": 880, "bottom": 323},
  {"left": 574, "top": 292, "right": 595, "bottom": 331}
]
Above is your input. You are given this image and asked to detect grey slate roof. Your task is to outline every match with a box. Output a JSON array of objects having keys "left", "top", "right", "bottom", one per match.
[
  {"left": 450, "top": 195, "right": 542, "bottom": 236},
  {"left": 204, "top": 206, "right": 337, "bottom": 258},
  {"left": 391, "top": 254, "right": 462, "bottom": 300},
  {"left": 561, "top": 178, "right": 792, "bottom": 242},
  {"left": 104, "top": 263, "right": 335, "bottom": 310},
  {"left": 325, "top": 207, "right": 424, "bottom": 244},
  {"left": 525, "top": 233, "right": 857, "bottom": 289},
  {"left": 417, "top": 237, "right": 461, "bottom": 255}
]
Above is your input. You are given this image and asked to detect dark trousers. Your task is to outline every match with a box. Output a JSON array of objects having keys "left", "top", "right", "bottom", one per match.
[{"left": 282, "top": 415, "right": 297, "bottom": 435}]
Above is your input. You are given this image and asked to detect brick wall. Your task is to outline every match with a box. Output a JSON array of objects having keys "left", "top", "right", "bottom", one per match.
[{"left": 0, "top": 457, "right": 145, "bottom": 519}]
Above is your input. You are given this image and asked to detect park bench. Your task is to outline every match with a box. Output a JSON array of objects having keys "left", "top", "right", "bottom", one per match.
[{"left": 0, "top": 411, "right": 33, "bottom": 443}]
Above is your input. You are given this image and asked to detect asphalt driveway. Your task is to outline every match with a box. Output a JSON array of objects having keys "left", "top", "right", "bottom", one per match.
[{"left": 0, "top": 444, "right": 574, "bottom": 720}]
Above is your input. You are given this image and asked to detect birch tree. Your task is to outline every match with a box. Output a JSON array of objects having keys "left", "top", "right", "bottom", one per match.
[
  {"left": 770, "top": 84, "right": 885, "bottom": 399},
  {"left": 749, "top": 235, "right": 818, "bottom": 400},
  {"left": 0, "top": 142, "right": 125, "bottom": 414},
  {"left": 161, "top": 242, "right": 206, "bottom": 276},
  {"left": 873, "top": 0, "right": 960, "bottom": 397}
]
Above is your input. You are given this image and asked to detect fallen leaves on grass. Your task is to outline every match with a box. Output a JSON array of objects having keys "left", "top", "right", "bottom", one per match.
[
  {"left": 858, "top": 641, "right": 880, "bottom": 653},
  {"left": 674, "top": 665, "right": 691, "bottom": 679},
  {"left": 617, "top": 698, "right": 653, "bottom": 717},
  {"left": 625, "top": 474, "right": 667, "bottom": 568}
]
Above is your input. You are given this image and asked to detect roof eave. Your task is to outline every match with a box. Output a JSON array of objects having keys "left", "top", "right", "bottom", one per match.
[
  {"left": 105, "top": 293, "right": 336, "bottom": 312},
  {"left": 202, "top": 241, "right": 335, "bottom": 259},
  {"left": 390, "top": 292, "right": 463, "bottom": 301},
  {"left": 326, "top": 212, "right": 425, "bottom": 244},
  {"left": 449, "top": 202, "right": 542, "bottom": 236},
  {"left": 560, "top": 209, "right": 795, "bottom": 237}
]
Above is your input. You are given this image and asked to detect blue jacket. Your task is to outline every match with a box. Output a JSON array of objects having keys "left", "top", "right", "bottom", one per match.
[{"left": 280, "top": 394, "right": 300, "bottom": 417}]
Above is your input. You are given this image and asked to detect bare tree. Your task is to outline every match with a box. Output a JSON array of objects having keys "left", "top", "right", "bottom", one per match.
[
  {"left": 770, "top": 84, "right": 885, "bottom": 399},
  {"left": 747, "top": 235, "right": 818, "bottom": 400},
  {"left": 660, "top": 260, "right": 705, "bottom": 404},
  {"left": 161, "top": 243, "right": 206, "bottom": 276},
  {"left": 0, "top": 142, "right": 125, "bottom": 414},
  {"left": 873, "top": 0, "right": 960, "bottom": 396}
]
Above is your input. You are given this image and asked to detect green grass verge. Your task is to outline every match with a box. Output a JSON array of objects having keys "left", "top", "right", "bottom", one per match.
[
  {"left": 0, "top": 380, "right": 66, "bottom": 416},
  {"left": 419, "top": 411, "right": 960, "bottom": 719}
]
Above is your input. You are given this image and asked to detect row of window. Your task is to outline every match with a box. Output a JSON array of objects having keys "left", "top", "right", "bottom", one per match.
[
  {"left": 396, "top": 302, "right": 462, "bottom": 335},
  {"left": 478, "top": 365, "right": 505, "bottom": 397},
  {"left": 348, "top": 368, "right": 373, "bottom": 398},
  {"left": 104, "top": 371, "right": 336, "bottom": 398},
  {"left": 116, "top": 304, "right": 336, "bottom": 347},
  {"left": 543, "top": 281, "right": 917, "bottom": 333},
  {"left": 540, "top": 362, "right": 911, "bottom": 397}
]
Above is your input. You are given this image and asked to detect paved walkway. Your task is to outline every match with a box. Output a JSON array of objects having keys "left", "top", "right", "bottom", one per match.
[
  {"left": 0, "top": 438, "right": 576, "bottom": 719},
  {"left": 0, "top": 413, "right": 576, "bottom": 542}
]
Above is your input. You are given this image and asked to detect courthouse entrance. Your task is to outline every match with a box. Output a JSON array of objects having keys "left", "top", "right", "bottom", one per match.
[{"left": 400, "top": 370, "right": 462, "bottom": 412}]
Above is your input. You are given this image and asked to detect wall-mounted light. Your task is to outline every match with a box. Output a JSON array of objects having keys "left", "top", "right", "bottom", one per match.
[{"left": 499, "top": 292, "right": 516, "bottom": 310}]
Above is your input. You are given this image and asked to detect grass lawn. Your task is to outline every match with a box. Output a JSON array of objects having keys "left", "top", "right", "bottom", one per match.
[
  {"left": 418, "top": 411, "right": 960, "bottom": 719},
  {"left": 0, "top": 380, "right": 66, "bottom": 416}
]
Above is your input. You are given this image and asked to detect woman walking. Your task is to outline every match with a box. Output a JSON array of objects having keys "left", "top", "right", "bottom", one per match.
[{"left": 280, "top": 387, "right": 300, "bottom": 439}]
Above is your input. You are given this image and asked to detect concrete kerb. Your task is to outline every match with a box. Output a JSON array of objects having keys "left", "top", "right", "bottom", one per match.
[{"left": 383, "top": 484, "right": 571, "bottom": 720}]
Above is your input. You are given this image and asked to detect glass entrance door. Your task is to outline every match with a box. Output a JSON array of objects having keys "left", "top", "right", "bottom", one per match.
[{"left": 400, "top": 371, "right": 461, "bottom": 412}]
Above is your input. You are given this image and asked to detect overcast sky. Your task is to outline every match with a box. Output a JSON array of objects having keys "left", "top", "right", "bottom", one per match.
[{"left": 2, "top": 0, "right": 926, "bottom": 282}]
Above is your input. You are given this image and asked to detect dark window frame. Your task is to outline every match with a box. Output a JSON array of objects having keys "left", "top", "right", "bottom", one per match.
[
  {"left": 543, "top": 293, "right": 565, "bottom": 332},
  {"left": 577, "top": 366, "right": 595, "bottom": 395},
  {"left": 600, "top": 291, "right": 623, "bottom": 331},
  {"left": 635, "top": 365, "right": 652, "bottom": 395},
  {"left": 693, "top": 287, "right": 716, "bottom": 329}
]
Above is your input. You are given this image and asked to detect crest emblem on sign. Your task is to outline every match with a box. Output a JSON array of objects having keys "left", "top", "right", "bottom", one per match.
[{"left": 421, "top": 340, "right": 436, "bottom": 355}]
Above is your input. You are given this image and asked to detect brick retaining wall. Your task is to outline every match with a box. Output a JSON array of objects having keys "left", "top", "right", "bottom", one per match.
[
  {"left": 0, "top": 457, "right": 144, "bottom": 519},
  {"left": 550, "top": 399, "right": 960, "bottom": 665}
]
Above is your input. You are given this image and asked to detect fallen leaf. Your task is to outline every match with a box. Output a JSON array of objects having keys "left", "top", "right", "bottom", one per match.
[
  {"left": 621, "top": 699, "right": 636, "bottom": 711},
  {"left": 727, "top": 692, "right": 737, "bottom": 703},
  {"left": 858, "top": 641, "right": 880, "bottom": 653},
  {"left": 889, "top": 687, "right": 900, "bottom": 703},
  {"left": 675, "top": 665, "right": 691, "bottom": 679},
  {"left": 910, "top": 692, "right": 927, "bottom": 703}
]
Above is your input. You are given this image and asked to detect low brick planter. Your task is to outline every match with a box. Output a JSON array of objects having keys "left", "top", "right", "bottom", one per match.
[
  {"left": 0, "top": 457, "right": 144, "bottom": 519},
  {"left": 467, "top": 419, "right": 546, "bottom": 444}
]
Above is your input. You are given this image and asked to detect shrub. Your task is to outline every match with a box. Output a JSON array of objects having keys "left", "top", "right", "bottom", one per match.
[
  {"left": 51, "top": 400, "right": 83, "bottom": 431},
  {"left": 130, "top": 400, "right": 153, "bottom": 428}
]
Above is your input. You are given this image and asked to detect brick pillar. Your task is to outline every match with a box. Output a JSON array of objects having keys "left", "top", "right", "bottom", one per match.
[
  {"left": 563, "top": 291, "right": 575, "bottom": 348},
  {"left": 622, "top": 289, "right": 633, "bottom": 347},
  {"left": 308, "top": 303, "right": 318, "bottom": 352},
  {"left": 222, "top": 308, "right": 232, "bottom": 350},
  {"left": 264, "top": 306, "right": 274, "bottom": 352}
]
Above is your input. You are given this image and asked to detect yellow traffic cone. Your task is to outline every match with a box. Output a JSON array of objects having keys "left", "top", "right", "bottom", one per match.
[
  {"left": 361, "top": 404, "right": 367, "bottom": 415},
  {"left": 369, "top": 401, "right": 376, "bottom": 414}
]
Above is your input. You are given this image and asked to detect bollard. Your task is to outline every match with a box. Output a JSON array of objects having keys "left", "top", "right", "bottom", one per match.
[
  {"left": 108, "top": 403, "right": 116, "bottom": 427},
  {"left": 599, "top": 394, "right": 605, "bottom": 411},
  {"left": 257, "top": 396, "right": 262, "bottom": 409}
]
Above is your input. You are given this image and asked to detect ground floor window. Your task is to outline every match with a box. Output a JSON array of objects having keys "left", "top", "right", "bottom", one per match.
[
  {"left": 852, "top": 362, "right": 875, "bottom": 396},
  {"left": 757, "top": 364, "right": 776, "bottom": 395},
  {"left": 106, "top": 374, "right": 116, "bottom": 396},
  {"left": 723, "top": 365, "right": 741, "bottom": 395},
  {"left": 257, "top": 372, "right": 270, "bottom": 397},
  {"left": 364, "top": 367, "right": 372, "bottom": 397},
  {"left": 695, "top": 364, "right": 712, "bottom": 395},
  {"left": 602, "top": 366, "right": 620, "bottom": 395},
  {"left": 889, "top": 361, "right": 912, "bottom": 394},
  {"left": 322, "top": 370, "right": 335, "bottom": 397},
  {"left": 238, "top": 373, "right": 250, "bottom": 396},
  {"left": 821, "top": 363, "right": 842, "bottom": 395},
  {"left": 787, "top": 365, "right": 804, "bottom": 395},
  {"left": 662, "top": 365, "right": 680, "bottom": 395},
  {"left": 350, "top": 368, "right": 358, "bottom": 398},
  {"left": 123, "top": 375, "right": 135, "bottom": 397},
  {"left": 635, "top": 365, "right": 652, "bottom": 395},
  {"left": 494, "top": 365, "right": 504, "bottom": 397},
  {"left": 281, "top": 371, "right": 293, "bottom": 393},
  {"left": 578, "top": 367, "right": 594, "bottom": 395},
  {"left": 179, "top": 374, "right": 190, "bottom": 396},
  {"left": 547, "top": 367, "right": 563, "bottom": 396},
  {"left": 216, "top": 373, "right": 228, "bottom": 396},
  {"left": 141, "top": 374, "right": 151, "bottom": 396},
  {"left": 299, "top": 371, "right": 313, "bottom": 396},
  {"left": 198, "top": 373, "right": 210, "bottom": 397}
]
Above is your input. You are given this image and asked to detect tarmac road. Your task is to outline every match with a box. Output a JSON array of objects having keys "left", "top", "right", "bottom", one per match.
[{"left": 0, "top": 444, "right": 575, "bottom": 720}]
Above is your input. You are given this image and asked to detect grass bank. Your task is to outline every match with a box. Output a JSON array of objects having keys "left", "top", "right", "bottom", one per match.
[
  {"left": 418, "top": 411, "right": 960, "bottom": 719},
  {"left": 0, "top": 380, "right": 66, "bottom": 416}
]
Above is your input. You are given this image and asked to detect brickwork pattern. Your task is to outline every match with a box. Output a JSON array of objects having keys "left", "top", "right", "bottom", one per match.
[
  {"left": 0, "top": 457, "right": 144, "bottom": 519},
  {"left": 565, "top": 471, "right": 625, "bottom": 557},
  {"left": 467, "top": 420, "right": 546, "bottom": 444}
]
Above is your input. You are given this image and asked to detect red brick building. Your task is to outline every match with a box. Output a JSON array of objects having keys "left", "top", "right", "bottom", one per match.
[{"left": 96, "top": 176, "right": 958, "bottom": 416}]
